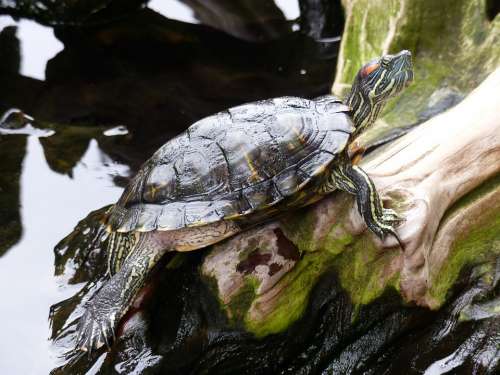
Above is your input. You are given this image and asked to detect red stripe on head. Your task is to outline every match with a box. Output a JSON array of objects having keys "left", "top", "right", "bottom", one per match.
[{"left": 361, "top": 62, "right": 380, "bottom": 78}]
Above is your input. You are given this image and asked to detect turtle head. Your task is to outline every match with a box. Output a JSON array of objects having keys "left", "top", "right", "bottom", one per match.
[{"left": 346, "top": 50, "right": 413, "bottom": 133}]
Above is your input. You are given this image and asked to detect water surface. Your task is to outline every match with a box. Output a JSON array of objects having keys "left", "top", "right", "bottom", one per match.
[
  {"left": 0, "top": 133, "right": 129, "bottom": 373},
  {"left": 0, "top": 3, "right": 338, "bottom": 372}
]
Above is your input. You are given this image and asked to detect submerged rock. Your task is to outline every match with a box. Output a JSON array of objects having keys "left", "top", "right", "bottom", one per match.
[{"left": 179, "top": 0, "right": 292, "bottom": 42}]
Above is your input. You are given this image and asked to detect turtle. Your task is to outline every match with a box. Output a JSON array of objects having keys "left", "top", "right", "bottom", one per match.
[{"left": 75, "top": 50, "right": 413, "bottom": 353}]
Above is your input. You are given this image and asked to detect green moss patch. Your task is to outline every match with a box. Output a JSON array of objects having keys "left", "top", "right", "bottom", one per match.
[
  {"left": 227, "top": 275, "right": 259, "bottom": 324},
  {"left": 245, "top": 249, "right": 333, "bottom": 337},
  {"left": 428, "top": 179, "right": 500, "bottom": 306},
  {"left": 335, "top": 0, "right": 500, "bottom": 147},
  {"left": 280, "top": 206, "right": 321, "bottom": 253},
  {"left": 332, "top": 236, "right": 400, "bottom": 307}
]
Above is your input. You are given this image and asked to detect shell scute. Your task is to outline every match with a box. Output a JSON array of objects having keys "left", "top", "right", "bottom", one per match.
[
  {"left": 109, "top": 95, "right": 354, "bottom": 233},
  {"left": 156, "top": 203, "right": 185, "bottom": 230},
  {"left": 241, "top": 178, "right": 283, "bottom": 210},
  {"left": 274, "top": 166, "right": 311, "bottom": 197}
]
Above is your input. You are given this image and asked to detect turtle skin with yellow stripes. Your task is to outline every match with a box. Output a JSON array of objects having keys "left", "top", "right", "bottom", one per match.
[{"left": 75, "top": 50, "right": 413, "bottom": 353}]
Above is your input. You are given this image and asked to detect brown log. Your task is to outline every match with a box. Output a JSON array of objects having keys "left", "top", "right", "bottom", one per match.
[
  {"left": 361, "top": 67, "right": 500, "bottom": 306},
  {"left": 202, "top": 67, "right": 500, "bottom": 332}
]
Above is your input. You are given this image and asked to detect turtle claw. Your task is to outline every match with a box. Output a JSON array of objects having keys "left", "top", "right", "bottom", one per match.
[
  {"left": 381, "top": 208, "right": 403, "bottom": 225},
  {"left": 100, "top": 323, "right": 111, "bottom": 350},
  {"left": 380, "top": 208, "right": 404, "bottom": 227},
  {"left": 369, "top": 208, "right": 405, "bottom": 251},
  {"left": 75, "top": 305, "right": 116, "bottom": 356}
]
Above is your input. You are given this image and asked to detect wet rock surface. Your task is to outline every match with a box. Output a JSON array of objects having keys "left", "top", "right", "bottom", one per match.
[{"left": 49, "top": 209, "right": 499, "bottom": 374}]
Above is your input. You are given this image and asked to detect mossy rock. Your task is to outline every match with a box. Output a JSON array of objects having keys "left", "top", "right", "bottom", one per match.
[
  {"left": 333, "top": 0, "right": 500, "bottom": 148},
  {"left": 427, "top": 175, "right": 500, "bottom": 307}
]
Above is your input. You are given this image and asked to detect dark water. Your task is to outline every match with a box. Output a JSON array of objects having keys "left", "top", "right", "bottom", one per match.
[{"left": 0, "top": 1, "right": 340, "bottom": 373}]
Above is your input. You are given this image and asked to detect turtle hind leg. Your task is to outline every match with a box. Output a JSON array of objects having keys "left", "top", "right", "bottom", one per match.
[
  {"left": 106, "top": 231, "right": 137, "bottom": 277},
  {"left": 329, "top": 162, "right": 405, "bottom": 251},
  {"left": 76, "top": 232, "right": 169, "bottom": 354}
]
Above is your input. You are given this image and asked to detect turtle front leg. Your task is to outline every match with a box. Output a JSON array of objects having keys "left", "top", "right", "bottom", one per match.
[
  {"left": 76, "top": 232, "right": 167, "bottom": 354},
  {"left": 326, "top": 161, "right": 405, "bottom": 250},
  {"left": 348, "top": 139, "right": 366, "bottom": 165}
]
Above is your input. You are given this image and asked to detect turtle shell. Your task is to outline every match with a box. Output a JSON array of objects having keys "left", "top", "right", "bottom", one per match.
[{"left": 108, "top": 96, "right": 353, "bottom": 233}]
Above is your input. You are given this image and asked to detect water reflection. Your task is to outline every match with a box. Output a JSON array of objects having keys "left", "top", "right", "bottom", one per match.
[
  {"left": 0, "top": 16, "right": 63, "bottom": 80},
  {"left": 0, "top": 134, "right": 129, "bottom": 374},
  {"left": 0, "top": 134, "right": 25, "bottom": 257},
  {"left": 149, "top": 0, "right": 198, "bottom": 24},
  {"left": 175, "top": 0, "right": 296, "bottom": 41},
  {"left": 274, "top": 0, "right": 300, "bottom": 19},
  {"left": 1, "top": 7, "right": 339, "bottom": 166}
]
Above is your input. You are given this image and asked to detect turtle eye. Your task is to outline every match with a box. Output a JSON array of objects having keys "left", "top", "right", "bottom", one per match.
[
  {"left": 381, "top": 56, "right": 392, "bottom": 67},
  {"left": 361, "top": 63, "right": 380, "bottom": 78}
]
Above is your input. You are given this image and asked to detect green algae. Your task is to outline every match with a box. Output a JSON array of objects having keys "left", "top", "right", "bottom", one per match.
[
  {"left": 331, "top": 236, "right": 400, "bottom": 307},
  {"left": 322, "top": 223, "right": 354, "bottom": 256},
  {"left": 243, "top": 210, "right": 401, "bottom": 336},
  {"left": 238, "top": 152, "right": 499, "bottom": 338},
  {"left": 243, "top": 197, "right": 402, "bottom": 336},
  {"left": 337, "top": 0, "right": 404, "bottom": 88},
  {"left": 428, "top": 177, "right": 500, "bottom": 307},
  {"left": 281, "top": 192, "right": 354, "bottom": 254},
  {"left": 280, "top": 206, "right": 320, "bottom": 253},
  {"left": 238, "top": 198, "right": 353, "bottom": 336},
  {"left": 335, "top": 0, "right": 500, "bottom": 147},
  {"left": 212, "top": 180, "right": 498, "bottom": 337},
  {"left": 245, "top": 249, "right": 333, "bottom": 337},
  {"left": 227, "top": 275, "right": 260, "bottom": 323},
  {"left": 428, "top": 214, "right": 499, "bottom": 307}
]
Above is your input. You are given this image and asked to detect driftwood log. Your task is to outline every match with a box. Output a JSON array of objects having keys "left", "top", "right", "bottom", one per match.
[
  {"left": 352, "top": 67, "right": 500, "bottom": 307},
  {"left": 201, "top": 67, "right": 500, "bottom": 335}
]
